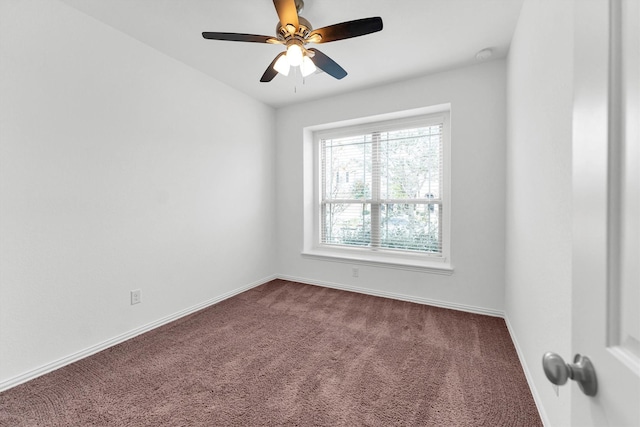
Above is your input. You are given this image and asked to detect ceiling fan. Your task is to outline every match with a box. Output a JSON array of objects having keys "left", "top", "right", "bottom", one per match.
[{"left": 202, "top": 0, "right": 383, "bottom": 82}]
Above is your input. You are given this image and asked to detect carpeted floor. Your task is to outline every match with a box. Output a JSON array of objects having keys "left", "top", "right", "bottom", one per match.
[{"left": 0, "top": 279, "right": 542, "bottom": 426}]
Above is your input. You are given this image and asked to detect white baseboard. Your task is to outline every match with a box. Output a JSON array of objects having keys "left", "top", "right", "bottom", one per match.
[
  {"left": 504, "top": 314, "right": 550, "bottom": 427},
  {"left": 0, "top": 274, "right": 277, "bottom": 392},
  {"left": 1, "top": 272, "right": 531, "bottom": 412},
  {"left": 277, "top": 274, "right": 505, "bottom": 318}
]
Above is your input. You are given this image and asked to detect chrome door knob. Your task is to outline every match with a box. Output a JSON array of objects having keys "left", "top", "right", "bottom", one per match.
[{"left": 542, "top": 352, "right": 598, "bottom": 396}]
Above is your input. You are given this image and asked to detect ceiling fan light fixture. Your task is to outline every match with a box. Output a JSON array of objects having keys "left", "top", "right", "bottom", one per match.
[
  {"left": 286, "top": 43, "right": 304, "bottom": 66},
  {"left": 285, "top": 24, "right": 297, "bottom": 35},
  {"left": 306, "top": 33, "right": 322, "bottom": 44},
  {"left": 274, "top": 54, "right": 291, "bottom": 76},
  {"left": 300, "top": 55, "right": 316, "bottom": 77}
]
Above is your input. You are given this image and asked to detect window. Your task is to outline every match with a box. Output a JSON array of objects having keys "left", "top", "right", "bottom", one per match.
[{"left": 303, "top": 108, "right": 452, "bottom": 273}]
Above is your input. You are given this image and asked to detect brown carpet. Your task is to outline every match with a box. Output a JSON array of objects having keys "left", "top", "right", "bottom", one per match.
[{"left": 0, "top": 279, "right": 542, "bottom": 426}]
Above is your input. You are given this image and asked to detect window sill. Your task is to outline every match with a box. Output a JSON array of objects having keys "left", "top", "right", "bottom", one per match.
[{"left": 301, "top": 247, "right": 454, "bottom": 275}]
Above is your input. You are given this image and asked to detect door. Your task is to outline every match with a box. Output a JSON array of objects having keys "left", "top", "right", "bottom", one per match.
[{"left": 572, "top": 0, "right": 640, "bottom": 425}]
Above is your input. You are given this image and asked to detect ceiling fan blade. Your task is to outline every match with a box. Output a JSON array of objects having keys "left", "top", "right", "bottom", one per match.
[
  {"left": 202, "top": 32, "right": 276, "bottom": 43},
  {"left": 260, "top": 52, "right": 286, "bottom": 82},
  {"left": 309, "top": 17, "right": 383, "bottom": 43},
  {"left": 273, "top": 0, "right": 299, "bottom": 35},
  {"left": 308, "top": 48, "right": 347, "bottom": 80}
]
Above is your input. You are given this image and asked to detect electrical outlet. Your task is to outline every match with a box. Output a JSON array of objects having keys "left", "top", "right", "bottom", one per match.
[
  {"left": 352, "top": 267, "right": 359, "bottom": 278},
  {"left": 131, "top": 289, "right": 141, "bottom": 305}
]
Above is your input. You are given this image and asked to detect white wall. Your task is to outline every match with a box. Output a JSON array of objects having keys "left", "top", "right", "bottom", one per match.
[
  {"left": 505, "top": 0, "right": 574, "bottom": 425},
  {"left": 0, "top": 0, "right": 276, "bottom": 386},
  {"left": 276, "top": 60, "right": 507, "bottom": 314},
  {"left": 1, "top": 6, "right": 574, "bottom": 426}
]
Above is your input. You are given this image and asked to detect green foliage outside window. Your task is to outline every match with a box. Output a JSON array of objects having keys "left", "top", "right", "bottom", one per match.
[{"left": 321, "top": 123, "right": 443, "bottom": 254}]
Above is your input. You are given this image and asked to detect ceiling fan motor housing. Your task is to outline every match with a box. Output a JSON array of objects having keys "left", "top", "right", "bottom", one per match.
[{"left": 276, "top": 16, "right": 313, "bottom": 42}]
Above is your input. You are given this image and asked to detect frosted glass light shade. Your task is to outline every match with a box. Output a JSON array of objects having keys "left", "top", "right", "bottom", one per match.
[
  {"left": 300, "top": 56, "right": 316, "bottom": 77},
  {"left": 286, "top": 44, "right": 303, "bottom": 67},
  {"left": 274, "top": 54, "right": 290, "bottom": 76}
]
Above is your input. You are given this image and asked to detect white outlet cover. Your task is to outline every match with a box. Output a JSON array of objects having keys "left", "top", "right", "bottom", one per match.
[{"left": 131, "top": 290, "right": 141, "bottom": 305}]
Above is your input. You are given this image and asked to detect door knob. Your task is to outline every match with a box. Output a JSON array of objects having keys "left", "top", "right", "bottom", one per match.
[{"left": 542, "top": 352, "right": 598, "bottom": 396}]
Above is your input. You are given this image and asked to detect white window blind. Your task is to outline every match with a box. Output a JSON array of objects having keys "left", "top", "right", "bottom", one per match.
[{"left": 320, "top": 119, "right": 444, "bottom": 255}]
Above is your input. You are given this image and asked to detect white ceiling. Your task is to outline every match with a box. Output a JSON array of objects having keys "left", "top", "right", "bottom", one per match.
[{"left": 59, "top": 0, "right": 524, "bottom": 108}]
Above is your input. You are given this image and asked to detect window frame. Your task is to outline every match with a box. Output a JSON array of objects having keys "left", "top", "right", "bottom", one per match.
[{"left": 302, "top": 106, "right": 453, "bottom": 274}]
